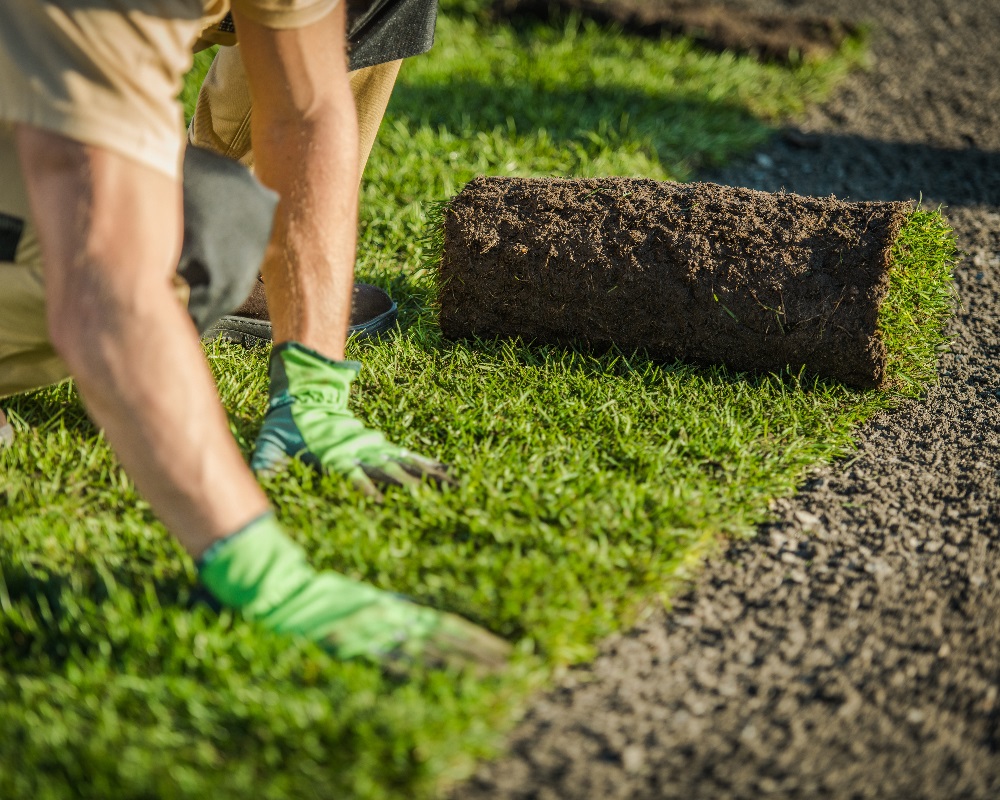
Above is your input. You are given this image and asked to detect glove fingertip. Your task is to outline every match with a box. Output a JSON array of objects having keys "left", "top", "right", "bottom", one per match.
[
  {"left": 397, "top": 457, "right": 457, "bottom": 487},
  {"left": 349, "top": 468, "right": 385, "bottom": 502}
]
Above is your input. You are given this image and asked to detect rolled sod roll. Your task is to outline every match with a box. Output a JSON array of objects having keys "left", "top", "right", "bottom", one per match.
[{"left": 439, "top": 177, "right": 951, "bottom": 390}]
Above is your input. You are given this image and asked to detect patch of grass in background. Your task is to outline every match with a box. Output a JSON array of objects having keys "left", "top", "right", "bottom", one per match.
[
  {"left": 355, "top": 0, "right": 865, "bottom": 299},
  {"left": 0, "top": 4, "right": 942, "bottom": 799}
]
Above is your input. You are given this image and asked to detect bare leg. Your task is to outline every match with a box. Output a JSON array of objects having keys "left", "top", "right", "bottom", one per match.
[{"left": 234, "top": 5, "right": 359, "bottom": 360}]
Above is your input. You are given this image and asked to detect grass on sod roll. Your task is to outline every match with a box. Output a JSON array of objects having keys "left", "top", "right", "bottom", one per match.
[
  {"left": 0, "top": 3, "right": 955, "bottom": 799},
  {"left": 878, "top": 208, "right": 958, "bottom": 396}
]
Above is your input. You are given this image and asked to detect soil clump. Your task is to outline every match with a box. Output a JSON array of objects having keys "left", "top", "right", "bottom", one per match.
[
  {"left": 457, "top": 0, "right": 1000, "bottom": 797},
  {"left": 494, "top": 0, "right": 859, "bottom": 64},
  {"left": 441, "top": 177, "right": 910, "bottom": 388}
]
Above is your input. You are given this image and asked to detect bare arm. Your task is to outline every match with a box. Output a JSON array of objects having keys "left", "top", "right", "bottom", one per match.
[
  {"left": 12, "top": 128, "right": 508, "bottom": 675},
  {"left": 232, "top": 3, "right": 360, "bottom": 360},
  {"left": 14, "top": 128, "right": 269, "bottom": 558}
]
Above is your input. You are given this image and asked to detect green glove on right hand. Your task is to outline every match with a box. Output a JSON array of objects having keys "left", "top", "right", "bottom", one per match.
[
  {"left": 198, "top": 513, "right": 510, "bottom": 674},
  {"left": 251, "top": 342, "right": 453, "bottom": 496}
]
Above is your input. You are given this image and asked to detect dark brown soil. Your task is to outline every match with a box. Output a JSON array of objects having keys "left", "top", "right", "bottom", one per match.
[
  {"left": 456, "top": 0, "right": 1000, "bottom": 798},
  {"left": 441, "top": 177, "right": 909, "bottom": 388},
  {"left": 494, "top": 0, "right": 860, "bottom": 64}
]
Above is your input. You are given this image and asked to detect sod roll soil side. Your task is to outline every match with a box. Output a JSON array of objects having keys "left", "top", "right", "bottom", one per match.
[{"left": 439, "top": 177, "right": 911, "bottom": 389}]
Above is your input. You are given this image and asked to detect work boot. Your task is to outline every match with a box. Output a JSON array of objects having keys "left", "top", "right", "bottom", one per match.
[{"left": 204, "top": 277, "right": 398, "bottom": 346}]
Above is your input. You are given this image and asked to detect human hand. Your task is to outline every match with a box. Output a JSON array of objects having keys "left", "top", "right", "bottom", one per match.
[
  {"left": 250, "top": 343, "right": 454, "bottom": 497},
  {"left": 198, "top": 514, "right": 510, "bottom": 674}
]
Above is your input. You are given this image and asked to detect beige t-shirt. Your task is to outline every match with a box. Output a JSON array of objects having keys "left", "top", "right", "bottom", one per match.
[{"left": 0, "top": 0, "right": 339, "bottom": 179}]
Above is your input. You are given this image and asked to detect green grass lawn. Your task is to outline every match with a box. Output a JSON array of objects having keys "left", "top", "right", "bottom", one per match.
[{"left": 0, "top": 3, "right": 953, "bottom": 798}]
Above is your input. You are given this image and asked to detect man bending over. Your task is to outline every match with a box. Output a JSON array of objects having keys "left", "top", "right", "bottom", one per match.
[{"left": 0, "top": 0, "right": 508, "bottom": 672}]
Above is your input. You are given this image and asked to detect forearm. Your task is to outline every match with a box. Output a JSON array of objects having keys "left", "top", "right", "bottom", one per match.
[
  {"left": 63, "top": 278, "right": 268, "bottom": 556},
  {"left": 16, "top": 128, "right": 269, "bottom": 558}
]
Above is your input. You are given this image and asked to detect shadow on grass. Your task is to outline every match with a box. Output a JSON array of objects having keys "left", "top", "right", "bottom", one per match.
[
  {"left": 0, "top": 555, "right": 202, "bottom": 672},
  {"left": 387, "top": 78, "right": 774, "bottom": 175},
  {"left": 387, "top": 308, "right": 866, "bottom": 406}
]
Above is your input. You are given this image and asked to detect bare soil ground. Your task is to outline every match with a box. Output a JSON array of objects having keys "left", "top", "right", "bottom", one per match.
[{"left": 458, "top": 1, "right": 1000, "bottom": 797}]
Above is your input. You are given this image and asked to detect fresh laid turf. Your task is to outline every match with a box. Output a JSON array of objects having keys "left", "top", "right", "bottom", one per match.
[{"left": 0, "top": 3, "right": 954, "bottom": 799}]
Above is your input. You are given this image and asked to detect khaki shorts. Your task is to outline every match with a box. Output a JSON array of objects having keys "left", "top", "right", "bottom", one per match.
[
  {"left": 189, "top": 44, "right": 401, "bottom": 178},
  {"left": 0, "top": 2, "right": 340, "bottom": 179},
  {"left": 0, "top": 0, "right": 379, "bottom": 399},
  {"left": 0, "top": 125, "right": 65, "bottom": 399},
  {"left": 0, "top": 2, "right": 220, "bottom": 396},
  {"left": 0, "top": 56, "right": 399, "bottom": 399}
]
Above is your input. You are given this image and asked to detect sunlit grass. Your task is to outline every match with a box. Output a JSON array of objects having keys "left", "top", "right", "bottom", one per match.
[
  {"left": 0, "top": 5, "right": 951, "bottom": 799},
  {"left": 879, "top": 208, "right": 958, "bottom": 395}
]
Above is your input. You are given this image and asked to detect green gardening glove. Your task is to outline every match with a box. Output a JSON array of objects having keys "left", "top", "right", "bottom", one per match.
[
  {"left": 251, "top": 342, "right": 453, "bottom": 496},
  {"left": 198, "top": 513, "right": 510, "bottom": 674}
]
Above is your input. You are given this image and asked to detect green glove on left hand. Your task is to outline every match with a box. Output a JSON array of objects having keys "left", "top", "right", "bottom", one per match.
[
  {"left": 251, "top": 342, "right": 453, "bottom": 496},
  {"left": 198, "top": 513, "right": 510, "bottom": 674}
]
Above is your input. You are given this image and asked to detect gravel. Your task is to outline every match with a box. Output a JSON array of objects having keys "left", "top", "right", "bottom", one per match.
[{"left": 457, "top": 1, "right": 1000, "bottom": 797}]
